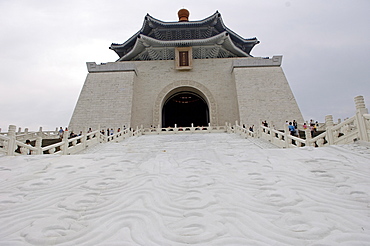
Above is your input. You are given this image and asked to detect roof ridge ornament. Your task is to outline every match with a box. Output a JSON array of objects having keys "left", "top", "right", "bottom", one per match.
[{"left": 178, "top": 8, "right": 189, "bottom": 22}]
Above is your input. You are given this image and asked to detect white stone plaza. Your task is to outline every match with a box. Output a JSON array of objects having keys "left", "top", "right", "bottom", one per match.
[{"left": 1, "top": 133, "right": 370, "bottom": 245}]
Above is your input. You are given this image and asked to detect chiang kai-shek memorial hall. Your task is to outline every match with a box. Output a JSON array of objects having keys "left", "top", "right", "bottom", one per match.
[{"left": 69, "top": 9, "right": 303, "bottom": 131}]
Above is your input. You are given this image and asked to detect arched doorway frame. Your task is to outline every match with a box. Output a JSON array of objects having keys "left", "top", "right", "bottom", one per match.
[
  {"left": 153, "top": 80, "right": 218, "bottom": 127},
  {"left": 162, "top": 91, "right": 209, "bottom": 128}
]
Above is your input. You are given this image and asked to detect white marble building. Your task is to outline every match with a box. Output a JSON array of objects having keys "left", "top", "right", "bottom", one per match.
[{"left": 69, "top": 9, "right": 303, "bottom": 131}]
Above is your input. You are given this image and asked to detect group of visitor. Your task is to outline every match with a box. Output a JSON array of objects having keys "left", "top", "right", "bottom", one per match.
[
  {"left": 100, "top": 126, "right": 127, "bottom": 136},
  {"left": 242, "top": 124, "right": 254, "bottom": 132},
  {"left": 232, "top": 119, "right": 323, "bottom": 138},
  {"left": 57, "top": 126, "right": 129, "bottom": 138},
  {"left": 286, "top": 120, "right": 299, "bottom": 136},
  {"left": 58, "top": 127, "right": 81, "bottom": 139},
  {"left": 306, "top": 119, "right": 320, "bottom": 137},
  {"left": 20, "top": 139, "right": 32, "bottom": 155},
  {"left": 57, "top": 127, "right": 100, "bottom": 139},
  {"left": 286, "top": 119, "right": 319, "bottom": 137},
  {"left": 58, "top": 127, "right": 65, "bottom": 138}
]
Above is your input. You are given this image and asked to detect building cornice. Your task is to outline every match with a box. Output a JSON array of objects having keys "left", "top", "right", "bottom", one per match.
[
  {"left": 86, "top": 62, "right": 136, "bottom": 74},
  {"left": 232, "top": 56, "right": 283, "bottom": 68},
  {"left": 118, "top": 32, "right": 250, "bottom": 61}
]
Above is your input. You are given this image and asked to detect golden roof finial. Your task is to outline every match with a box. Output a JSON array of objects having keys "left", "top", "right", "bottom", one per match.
[{"left": 178, "top": 8, "right": 189, "bottom": 22}]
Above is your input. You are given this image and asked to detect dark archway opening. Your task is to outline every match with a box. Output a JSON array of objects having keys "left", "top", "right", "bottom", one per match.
[{"left": 162, "top": 92, "right": 209, "bottom": 128}]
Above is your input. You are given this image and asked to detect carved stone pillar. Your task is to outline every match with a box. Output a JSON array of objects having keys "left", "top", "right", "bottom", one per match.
[
  {"left": 283, "top": 123, "right": 289, "bottom": 148},
  {"left": 35, "top": 136, "right": 43, "bottom": 155},
  {"left": 62, "top": 130, "right": 69, "bottom": 155},
  {"left": 7, "top": 125, "right": 17, "bottom": 156},
  {"left": 354, "top": 95, "right": 369, "bottom": 141},
  {"left": 325, "top": 115, "right": 334, "bottom": 145},
  {"left": 304, "top": 128, "right": 312, "bottom": 147},
  {"left": 81, "top": 127, "right": 87, "bottom": 149}
]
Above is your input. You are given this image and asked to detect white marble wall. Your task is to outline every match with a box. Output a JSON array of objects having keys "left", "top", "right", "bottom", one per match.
[
  {"left": 69, "top": 71, "right": 135, "bottom": 131},
  {"left": 234, "top": 65, "right": 304, "bottom": 129},
  {"left": 69, "top": 56, "right": 303, "bottom": 131}
]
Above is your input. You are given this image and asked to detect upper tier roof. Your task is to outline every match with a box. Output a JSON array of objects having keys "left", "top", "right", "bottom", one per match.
[{"left": 110, "top": 11, "right": 260, "bottom": 61}]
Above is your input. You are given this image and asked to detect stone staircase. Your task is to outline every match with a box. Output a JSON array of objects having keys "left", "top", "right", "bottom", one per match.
[{"left": 245, "top": 137, "right": 279, "bottom": 149}]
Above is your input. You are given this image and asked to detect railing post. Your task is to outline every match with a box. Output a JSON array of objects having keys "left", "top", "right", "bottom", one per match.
[
  {"left": 7, "top": 125, "right": 17, "bottom": 156},
  {"left": 256, "top": 125, "right": 260, "bottom": 138},
  {"left": 304, "top": 128, "right": 312, "bottom": 147},
  {"left": 229, "top": 123, "right": 234, "bottom": 133},
  {"left": 62, "top": 130, "right": 69, "bottom": 155},
  {"left": 81, "top": 127, "right": 87, "bottom": 149},
  {"left": 269, "top": 126, "right": 274, "bottom": 142},
  {"left": 35, "top": 136, "right": 43, "bottom": 155},
  {"left": 325, "top": 115, "right": 334, "bottom": 145},
  {"left": 354, "top": 95, "right": 369, "bottom": 141},
  {"left": 97, "top": 124, "right": 102, "bottom": 142},
  {"left": 283, "top": 123, "right": 290, "bottom": 148}
]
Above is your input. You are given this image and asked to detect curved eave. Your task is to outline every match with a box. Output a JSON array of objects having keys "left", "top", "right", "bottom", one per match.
[
  {"left": 118, "top": 31, "right": 249, "bottom": 61},
  {"left": 110, "top": 11, "right": 220, "bottom": 51},
  {"left": 110, "top": 30, "right": 140, "bottom": 56},
  {"left": 145, "top": 11, "right": 259, "bottom": 47},
  {"left": 212, "top": 13, "right": 260, "bottom": 48},
  {"left": 110, "top": 11, "right": 259, "bottom": 57}
]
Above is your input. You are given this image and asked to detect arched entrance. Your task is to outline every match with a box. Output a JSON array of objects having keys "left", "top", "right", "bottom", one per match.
[{"left": 162, "top": 91, "right": 209, "bottom": 128}]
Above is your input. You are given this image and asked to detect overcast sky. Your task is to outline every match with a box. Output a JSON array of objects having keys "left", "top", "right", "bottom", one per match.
[{"left": 1, "top": 0, "right": 369, "bottom": 131}]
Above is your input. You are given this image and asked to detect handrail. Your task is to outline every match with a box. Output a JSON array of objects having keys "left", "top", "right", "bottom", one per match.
[
  {"left": 256, "top": 108, "right": 368, "bottom": 148},
  {"left": 142, "top": 125, "right": 227, "bottom": 135},
  {"left": 1, "top": 96, "right": 369, "bottom": 154},
  {"left": 0, "top": 125, "right": 229, "bottom": 156}
]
